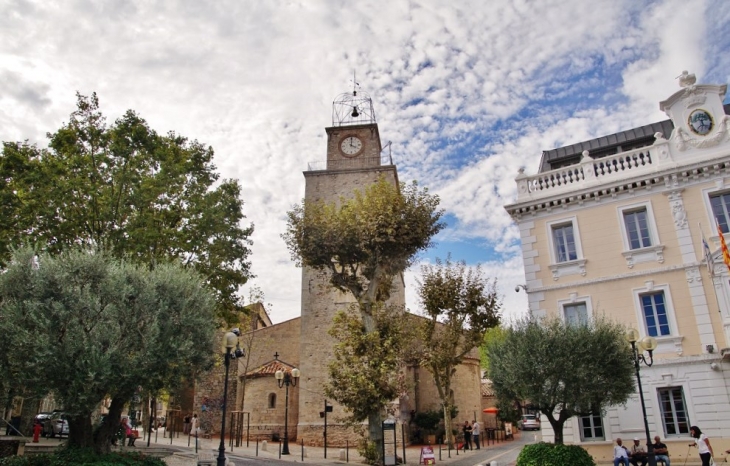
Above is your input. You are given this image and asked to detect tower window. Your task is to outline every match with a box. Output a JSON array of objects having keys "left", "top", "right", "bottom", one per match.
[{"left": 268, "top": 393, "right": 276, "bottom": 409}]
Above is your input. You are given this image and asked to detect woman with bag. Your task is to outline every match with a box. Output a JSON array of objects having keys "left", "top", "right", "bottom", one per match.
[{"left": 689, "top": 425, "right": 714, "bottom": 466}]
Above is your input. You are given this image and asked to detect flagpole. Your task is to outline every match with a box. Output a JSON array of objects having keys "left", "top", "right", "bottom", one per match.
[{"left": 700, "top": 222, "right": 723, "bottom": 314}]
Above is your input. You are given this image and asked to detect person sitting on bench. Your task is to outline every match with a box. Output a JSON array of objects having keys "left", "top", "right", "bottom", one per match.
[
  {"left": 652, "top": 435, "right": 670, "bottom": 466},
  {"left": 614, "top": 438, "right": 630, "bottom": 466}
]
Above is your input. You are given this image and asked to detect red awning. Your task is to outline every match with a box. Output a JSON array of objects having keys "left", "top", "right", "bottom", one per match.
[{"left": 482, "top": 407, "right": 499, "bottom": 414}]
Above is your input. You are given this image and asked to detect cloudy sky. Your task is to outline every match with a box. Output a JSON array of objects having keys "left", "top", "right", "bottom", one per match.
[{"left": 2, "top": 0, "right": 730, "bottom": 324}]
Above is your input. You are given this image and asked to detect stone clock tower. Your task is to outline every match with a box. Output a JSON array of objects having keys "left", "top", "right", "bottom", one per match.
[{"left": 296, "top": 89, "right": 405, "bottom": 444}]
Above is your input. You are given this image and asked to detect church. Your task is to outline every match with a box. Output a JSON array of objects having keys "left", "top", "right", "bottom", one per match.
[{"left": 222, "top": 88, "right": 484, "bottom": 446}]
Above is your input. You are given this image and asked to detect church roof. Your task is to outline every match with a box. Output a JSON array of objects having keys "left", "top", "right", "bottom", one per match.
[
  {"left": 481, "top": 379, "right": 495, "bottom": 397},
  {"left": 245, "top": 359, "right": 297, "bottom": 379}
]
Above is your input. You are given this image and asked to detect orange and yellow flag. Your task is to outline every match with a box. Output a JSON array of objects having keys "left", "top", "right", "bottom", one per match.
[{"left": 718, "top": 222, "right": 730, "bottom": 273}]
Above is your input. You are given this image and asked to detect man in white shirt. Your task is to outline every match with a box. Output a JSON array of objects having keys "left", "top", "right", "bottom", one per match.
[
  {"left": 471, "top": 420, "right": 481, "bottom": 450},
  {"left": 614, "top": 438, "right": 630, "bottom": 466}
]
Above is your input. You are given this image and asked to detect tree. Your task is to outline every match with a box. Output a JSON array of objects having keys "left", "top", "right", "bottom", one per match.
[
  {"left": 0, "top": 93, "right": 254, "bottom": 320},
  {"left": 283, "top": 178, "right": 444, "bottom": 456},
  {"left": 486, "top": 316, "right": 635, "bottom": 444},
  {"left": 0, "top": 246, "right": 218, "bottom": 453},
  {"left": 415, "top": 257, "right": 501, "bottom": 448}
]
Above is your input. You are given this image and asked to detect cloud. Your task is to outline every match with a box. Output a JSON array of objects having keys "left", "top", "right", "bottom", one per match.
[{"left": 1, "top": 0, "right": 729, "bottom": 323}]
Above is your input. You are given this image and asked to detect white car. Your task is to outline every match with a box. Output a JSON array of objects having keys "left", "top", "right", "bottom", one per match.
[{"left": 519, "top": 414, "right": 540, "bottom": 431}]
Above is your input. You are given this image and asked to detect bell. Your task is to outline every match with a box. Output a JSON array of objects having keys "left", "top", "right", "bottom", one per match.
[{"left": 351, "top": 106, "right": 359, "bottom": 118}]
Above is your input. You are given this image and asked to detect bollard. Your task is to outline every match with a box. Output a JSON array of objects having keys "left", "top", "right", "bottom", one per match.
[
  {"left": 261, "top": 440, "right": 267, "bottom": 451},
  {"left": 339, "top": 448, "right": 346, "bottom": 461}
]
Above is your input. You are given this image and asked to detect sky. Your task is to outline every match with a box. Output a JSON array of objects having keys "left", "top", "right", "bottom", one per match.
[{"left": 2, "top": 0, "right": 730, "bottom": 324}]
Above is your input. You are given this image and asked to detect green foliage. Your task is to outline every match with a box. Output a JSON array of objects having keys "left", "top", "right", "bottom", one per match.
[
  {"left": 413, "top": 410, "right": 441, "bottom": 432},
  {"left": 357, "top": 439, "right": 380, "bottom": 466},
  {"left": 283, "top": 178, "right": 444, "bottom": 309},
  {"left": 0, "top": 246, "right": 217, "bottom": 448},
  {"left": 479, "top": 325, "right": 507, "bottom": 372},
  {"left": 0, "top": 93, "right": 254, "bottom": 319},
  {"left": 495, "top": 398, "right": 522, "bottom": 424},
  {"left": 487, "top": 316, "right": 635, "bottom": 443},
  {"left": 0, "top": 447, "right": 167, "bottom": 465},
  {"left": 516, "top": 442, "right": 596, "bottom": 466},
  {"left": 415, "top": 256, "right": 501, "bottom": 447},
  {"left": 325, "top": 304, "right": 411, "bottom": 423}
]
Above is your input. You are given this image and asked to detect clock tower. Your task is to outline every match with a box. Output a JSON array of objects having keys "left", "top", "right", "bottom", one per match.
[{"left": 296, "top": 88, "right": 404, "bottom": 445}]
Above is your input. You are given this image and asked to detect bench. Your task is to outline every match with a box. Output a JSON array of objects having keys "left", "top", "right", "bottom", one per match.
[{"left": 197, "top": 451, "right": 215, "bottom": 466}]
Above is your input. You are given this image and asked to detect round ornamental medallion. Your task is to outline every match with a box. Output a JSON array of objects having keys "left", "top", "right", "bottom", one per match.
[{"left": 688, "top": 109, "right": 713, "bottom": 135}]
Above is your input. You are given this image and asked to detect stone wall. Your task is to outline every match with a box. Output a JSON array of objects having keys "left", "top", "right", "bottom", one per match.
[{"left": 193, "top": 337, "right": 239, "bottom": 436}]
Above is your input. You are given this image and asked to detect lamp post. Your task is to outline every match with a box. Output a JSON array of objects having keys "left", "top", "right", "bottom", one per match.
[
  {"left": 217, "top": 330, "right": 245, "bottom": 466},
  {"left": 275, "top": 363, "right": 300, "bottom": 455},
  {"left": 626, "top": 329, "right": 658, "bottom": 466}
]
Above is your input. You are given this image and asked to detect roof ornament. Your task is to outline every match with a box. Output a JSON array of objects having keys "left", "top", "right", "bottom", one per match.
[
  {"left": 677, "top": 70, "right": 696, "bottom": 88},
  {"left": 332, "top": 72, "right": 376, "bottom": 126}
]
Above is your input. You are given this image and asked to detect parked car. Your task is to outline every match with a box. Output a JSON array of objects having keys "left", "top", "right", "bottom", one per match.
[
  {"left": 33, "top": 412, "right": 54, "bottom": 425},
  {"left": 518, "top": 414, "right": 540, "bottom": 431},
  {"left": 43, "top": 412, "right": 69, "bottom": 438}
]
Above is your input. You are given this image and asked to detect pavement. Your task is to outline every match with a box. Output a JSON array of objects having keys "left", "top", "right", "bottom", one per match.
[{"left": 20, "top": 428, "right": 536, "bottom": 465}]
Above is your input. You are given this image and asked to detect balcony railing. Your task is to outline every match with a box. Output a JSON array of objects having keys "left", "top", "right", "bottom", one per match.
[{"left": 515, "top": 139, "right": 669, "bottom": 202}]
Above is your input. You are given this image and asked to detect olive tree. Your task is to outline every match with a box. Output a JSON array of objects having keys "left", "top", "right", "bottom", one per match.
[
  {"left": 0, "top": 246, "right": 217, "bottom": 452},
  {"left": 486, "top": 316, "right": 635, "bottom": 444}
]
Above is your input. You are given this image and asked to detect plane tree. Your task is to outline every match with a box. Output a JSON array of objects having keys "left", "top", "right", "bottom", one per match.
[
  {"left": 485, "top": 316, "right": 635, "bottom": 444},
  {"left": 283, "top": 178, "right": 444, "bottom": 459},
  {"left": 0, "top": 92, "right": 254, "bottom": 321},
  {"left": 415, "top": 257, "right": 501, "bottom": 448},
  {"left": 0, "top": 246, "right": 217, "bottom": 453}
]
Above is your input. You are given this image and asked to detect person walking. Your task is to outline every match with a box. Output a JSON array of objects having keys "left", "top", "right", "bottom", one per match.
[
  {"left": 652, "top": 435, "right": 670, "bottom": 466},
  {"left": 689, "top": 425, "right": 714, "bottom": 466},
  {"left": 461, "top": 421, "right": 472, "bottom": 451},
  {"left": 472, "top": 419, "right": 481, "bottom": 450}
]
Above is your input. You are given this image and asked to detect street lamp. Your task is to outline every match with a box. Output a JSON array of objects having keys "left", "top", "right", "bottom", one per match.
[
  {"left": 217, "top": 330, "right": 245, "bottom": 466},
  {"left": 626, "top": 329, "right": 658, "bottom": 466},
  {"left": 275, "top": 362, "right": 300, "bottom": 455}
]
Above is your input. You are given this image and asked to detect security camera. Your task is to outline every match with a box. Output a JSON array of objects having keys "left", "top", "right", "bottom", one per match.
[
  {"left": 230, "top": 348, "right": 246, "bottom": 359},
  {"left": 515, "top": 286, "right": 520, "bottom": 293},
  {"left": 231, "top": 327, "right": 241, "bottom": 336}
]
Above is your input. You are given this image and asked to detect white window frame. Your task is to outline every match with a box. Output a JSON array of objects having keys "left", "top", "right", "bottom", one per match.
[
  {"left": 578, "top": 413, "right": 605, "bottom": 441},
  {"left": 546, "top": 216, "right": 586, "bottom": 280},
  {"left": 656, "top": 386, "right": 691, "bottom": 437},
  {"left": 705, "top": 186, "right": 730, "bottom": 234},
  {"left": 558, "top": 294, "right": 593, "bottom": 326},
  {"left": 632, "top": 282, "right": 683, "bottom": 354},
  {"left": 617, "top": 201, "right": 664, "bottom": 268}
]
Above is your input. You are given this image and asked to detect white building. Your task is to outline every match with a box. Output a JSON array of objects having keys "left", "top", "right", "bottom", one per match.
[{"left": 505, "top": 74, "right": 730, "bottom": 459}]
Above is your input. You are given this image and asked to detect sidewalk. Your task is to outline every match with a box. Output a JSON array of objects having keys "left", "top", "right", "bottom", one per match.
[{"left": 22, "top": 428, "right": 529, "bottom": 465}]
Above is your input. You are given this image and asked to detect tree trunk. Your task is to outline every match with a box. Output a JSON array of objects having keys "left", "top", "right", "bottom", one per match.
[
  {"left": 368, "top": 410, "right": 384, "bottom": 465},
  {"left": 67, "top": 413, "right": 93, "bottom": 449},
  {"left": 92, "top": 396, "right": 126, "bottom": 454},
  {"left": 443, "top": 402, "right": 455, "bottom": 449},
  {"left": 543, "top": 411, "right": 565, "bottom": 445}
]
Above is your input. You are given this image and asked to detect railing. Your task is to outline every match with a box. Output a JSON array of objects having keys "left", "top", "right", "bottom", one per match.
[
  {"left": 307, "top": 154, "right": 394, "bottom": 172},
  {"left": 517, "top": 143, "right": 663, "bottom": 201}
]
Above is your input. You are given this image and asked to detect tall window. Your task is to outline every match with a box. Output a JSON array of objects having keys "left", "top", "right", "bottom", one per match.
[
  {"left": 268, "top": 393, "right": 276, "bottom": 409},
  {"left": 552, "top": 223, "right": 577, "bottom": 262},
  {"left": 623, "top": 209, "right": 652, "bottom": 249},
  {"left": 658, "top": 387, "right": 690, "bottom": 436},
  {"left": 641, "top": 292, "right": 671, "bottom": 337},
  {"left": 564, "top": 302, "right": 588, "bottom": 326},
  {"left": 580, "top": 414, "right": 604, "bottom": 441},
  {"left": 710, "top": 192, "right": 730, "bottom": 233}
]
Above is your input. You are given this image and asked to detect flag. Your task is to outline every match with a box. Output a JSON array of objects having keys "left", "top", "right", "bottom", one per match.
[
  {"left": 717, "top": 222, "right": 730, "bottom": 273},
  {"left": 702, "top": 234, "right": 714, "bottom": 278}
]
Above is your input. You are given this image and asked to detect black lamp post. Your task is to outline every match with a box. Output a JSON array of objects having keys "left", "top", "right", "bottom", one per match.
[
  {"left": 217, "top": 330, "right": 245, "bottom": 466},
  {"left": 626, "top": 329, "right": 658, "bottom": 466},
  {"left": 275, "top": 363, "right": 300, "bottom": 455}
]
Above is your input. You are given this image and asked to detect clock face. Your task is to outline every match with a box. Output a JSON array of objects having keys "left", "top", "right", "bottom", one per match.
[
  {"left": 688, "top": 109, "right": 713, "bottom": 135},
  {"left": 340, "top": 136, "right": 363, "bottom": 157}
]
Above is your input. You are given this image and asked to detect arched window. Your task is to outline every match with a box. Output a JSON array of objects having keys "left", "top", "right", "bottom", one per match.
[{"left": 268, "top": 393, "right": 276, "bottom": 409}]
